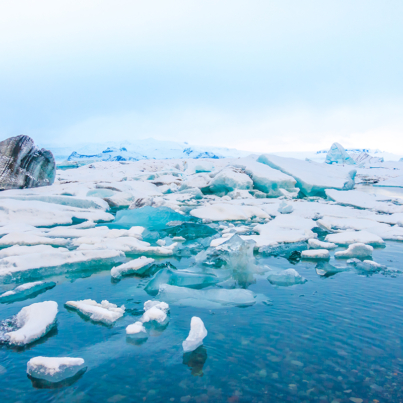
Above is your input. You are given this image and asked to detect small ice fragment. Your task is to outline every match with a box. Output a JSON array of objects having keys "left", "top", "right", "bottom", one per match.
[
  {"left": 335, "top": 243, "right": 373, "bottom": 259},
  {"left": 308, "top": 239, "right": 337, "bottom": 250},
  {"left": 111, "top": 257, "right": 155, "bottom": 279},
  {"left": 301, "top": 249, "right": 330, "bottom": 260},
  {"left": 267, "top": 269, "right": 307, "bottom": 287},
  {"left": 140, "top": 306, "right": 167, "bottom": 325},
  {"left": 65, "top": 299, "right": 125, "bottom": 324},
  {"left": 5, "top": 301, "right": 58, "bottom": 346},
  {"left": 182, "top": 317, "right": 208, "bottom": 353},
  {"left": 27, "top": 357, "right": 86, "bottom": 383},
  {"left": 347, "top": 258, "right": 387, "bottom": 271},
  {"left": 173, "top": 236, "right": 186, "bottom": 242},
  {"left": 126, "top": 321, "right": 148, "bottom": 339},
  {"left": 156, "top": 239, "right": 166, "bottom": 246}
]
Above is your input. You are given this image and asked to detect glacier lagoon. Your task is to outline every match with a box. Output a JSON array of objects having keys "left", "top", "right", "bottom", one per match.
[
  {"left": 1, "top": 150, "right": 403, "bottom": 402},
  {"left": 0, "top": 237, "right": 402, "bottom": 402}
]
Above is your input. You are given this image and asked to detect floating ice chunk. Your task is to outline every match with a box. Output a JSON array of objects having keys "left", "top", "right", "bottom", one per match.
[
  {"left": 5, "top": 301, "right": 58, "bottom": 346},
  {"left": 335, "top": 243, "right": 373, "bottom": 259},
  {"left": 301, "top": 249, "right": 330, "bottom": 260},
  {"left": 243, "top": 215, "right": 317, "bottom": 248},
  {"left": 315, "top": 261, "right": 348, "bottom": 276},
  {"left": 0, "top": 232, "right": 69, "bottom": 247},
  {"left": 126, "top": 321, "right": 148, "bottom": 339},
  {"left": 308, "top": 239, "right": 337, "bottom": 250},
  {"left": 144, "top": 300, "right": 170, "bottom": 313},
  {"left": 190, "top": 203, "right": 269, "bottom": 221},
  {"left": 278, "top": 201, "right": 293, "bottom": 214},
  {"left": 27, "top": 357, "right": 86, "bottom": 383},
  {"left": 0, "top": 249, "right": 125, "bottom": 282},
  {"left": 65, "top": 299, "right": 125, "bottom": 324},
  {"left": 325, "top": 143, "right": 356, "bottom": 165},
  {"left": 111, "top": 257, "right": 155, "bottom": 279},
  {"left": 257, "top": 154, "right": 356, "bottom": 197},
  {"left": 234, "top": 158, "right": 297, "bottom": 197},
  {"left": 325, "top": 189, "right": 403, "bottom": 214},
  {"left": 140, "top": 306, "right": 168, "bottom": 324},
  {"left": 145, "top": 268, "right": 218, "bottom": 295},
  {"left": 267, "top": 269, "right": 307, "bottom": 286},
  {"left": 0, "top": 281, "right": 56, "bottom": 303},
  {"left": 0, "top": 199, "right": 114, "bottom": 227},
  {"left": 158, "top": 284, "right": 256, "bottom": 308},
  {"left": 182, "top": 317, "right": 208, "bottom": 353},
  {"left": 347, "top": 258, "right": 387, "bottom": 271},
  {"left": 325, "top": 230, "right": 385, "bottom": 246},
  {"left": 173, "top": 236, "right": 186, "bottom": 242},
  {"left": 208, "top": 167, "right": 253, "bottom": 195},
  {"left": 74, "top": 236, "right": 177, "bottom": 256}
]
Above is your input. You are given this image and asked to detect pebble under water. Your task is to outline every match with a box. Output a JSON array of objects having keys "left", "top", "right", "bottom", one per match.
[{"left": 0, "top": 238, "right": 402, "bottom": 403}]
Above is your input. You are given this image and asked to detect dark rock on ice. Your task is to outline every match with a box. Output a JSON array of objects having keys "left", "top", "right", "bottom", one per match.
[{"left": 0, "top": 135, "right": 55, "bottom": 190}]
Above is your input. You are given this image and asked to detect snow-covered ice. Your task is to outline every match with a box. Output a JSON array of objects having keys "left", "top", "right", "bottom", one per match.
[
  {"left": 325, "top": 230, "right": 385, "bottom": 247},
  {"left": 126, "top": 321, "right": 148, "bottom": 339},
  {"left": 308, "top": 239, "right": 337, "bottom": 250},
  {"left": 182, "top": 317, "right": 208, "bottom": 352},
  {"left": 335, "top": 243, "right": 373, "bottom": 259},
  {"left": 301, "top": 249, "right": 330, "bottom": 260},
  {"left": 65, "top": 299, "right": 125, "bottom": 324},
  {"left": 27, "top": 356, "right": 86, "bottom": 383},
  {"left": 5, "top": 301, "right": 58, "bottom": 346},
  {"left": 111, "top": 257, "right": 155, "bottom": 279}
]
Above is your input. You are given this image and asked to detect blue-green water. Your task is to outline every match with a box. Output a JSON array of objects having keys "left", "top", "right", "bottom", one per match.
[{"left": 1, "top": 241, "right": 402, "bottom": 402}]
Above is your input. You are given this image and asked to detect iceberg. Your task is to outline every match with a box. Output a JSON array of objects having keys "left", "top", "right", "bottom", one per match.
[
  {"left": 27, "top": 357, "right": 86, "bottom": 383},
  {"left": 335, "top": 243, "right": 373, "bottom": 259},
  {"left": 208, "top": 167, "right": 253, "bottom": 195},
  {"left": 0, "top": 281, "right": 56, "bottom": 303},
  {"left": 111, "top": 257, "right": 155, "bottom": 279},
  {"left": 5, "top": 301, "right": 58, "bottom": 346},
  {"left": 267, "top": 268, "right": 307, "bottom": 286},
  {"left": 65, "top": 299, "right": 125, "bottom": 325},
  {"left": 257, "top": 154, "right": 356, "bottom": 197},
  {"left": 325, "top": 142, "right": 356, "bottom": 165},
  {"left": 182, "top": 317, "right": 208, "bottom": 353},
  {"left": 234, "top": 158, "right": 297, "bottom": 197}
]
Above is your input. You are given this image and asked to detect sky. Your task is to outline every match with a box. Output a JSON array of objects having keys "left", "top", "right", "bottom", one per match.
[{"left": 0, "top": 0, "right": 402, "bottom": 153}]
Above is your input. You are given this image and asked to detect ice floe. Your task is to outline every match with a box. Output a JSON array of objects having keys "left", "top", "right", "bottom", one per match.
[
  {"left": 267, "top": 268, "right": 307, "bottom": 286},
  {"left": 335, "top": 243, "right": 373, "bottom": 259},
  {"left": 111, "top": 257, "right": 155, "bottom": 279},
  {"left": 182, "top": 317, "right": 208, "bottom": 353},
  {"left": 0, "top": 281, "right": 55, "bottom": 303},
  {"left": 27, "top": 356, "right": 86, "bottom": 383},
  {"left": 5, "top": 301, "right": 58, "bottom": 345},
  {"left": 65, "top": 299, "right": 125, "bottom": 324},
  {"left": 301, "top": 249, "right": 330, "bottom": 260}
]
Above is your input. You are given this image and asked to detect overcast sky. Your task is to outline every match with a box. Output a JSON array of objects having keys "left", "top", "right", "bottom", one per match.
[{"left": 0, "top": 0, "right": 402, "bottom": 152}]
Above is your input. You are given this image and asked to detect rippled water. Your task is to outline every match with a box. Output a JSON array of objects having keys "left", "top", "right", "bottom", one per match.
[{"left": 0, "top": 238, "right": 402, "bottom": 403}]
